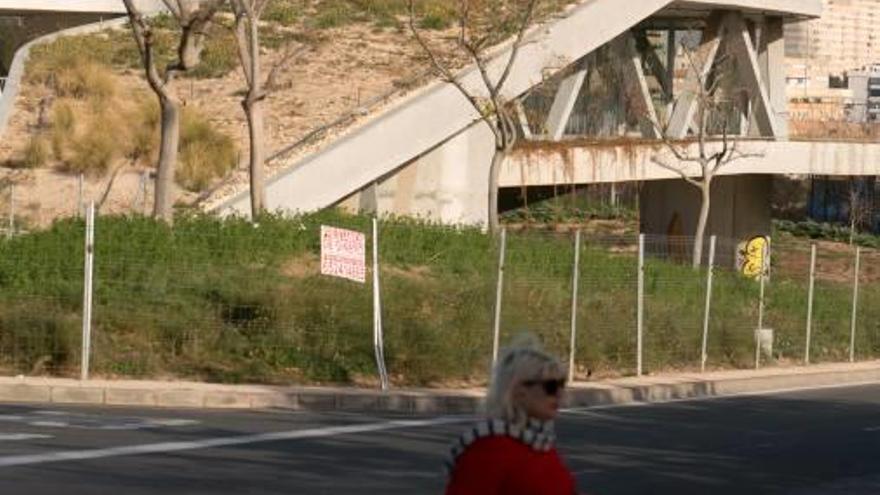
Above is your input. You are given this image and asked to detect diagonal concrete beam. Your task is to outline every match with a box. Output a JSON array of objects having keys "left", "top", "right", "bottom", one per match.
[
  {"left": 614, "top": 32, "right": 660, "bottom": 138},
  {"left": 724, "top": 12, "right": 780, "bottom": 137},
  {"left": 758, "top": 16, "right": 787, "bottom": 137},
  {"left": 515, "top": 99, "right": 533, "bottom": 140},
  {"left": 635, "top": 30, "right": 672, "bottom": 101},
  {"left": 666, "top": 14, "right": 724, "bottom": 138},
  {"left": 544, "top": 65, "right": 588, "bottom": 141}
]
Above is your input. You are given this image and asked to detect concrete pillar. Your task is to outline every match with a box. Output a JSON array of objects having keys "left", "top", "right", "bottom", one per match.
[
  {"left": 763, "top": 16, "right": 788, "bottom": 137},
  {"left": 370, "top": 122, "right": 494, "bottom": 225},
  {"left": 640, "top": 175, "right": 772, "bottom": 267}
]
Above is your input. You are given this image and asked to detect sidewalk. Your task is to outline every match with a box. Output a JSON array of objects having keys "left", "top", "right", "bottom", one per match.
[{"left": 1, "top": 361, "right": 878, "bottom": 414}]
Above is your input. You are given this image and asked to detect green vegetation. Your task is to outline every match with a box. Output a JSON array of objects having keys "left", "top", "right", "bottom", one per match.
[
  {"left": 26, "top": 19, "right": 238, "bottom": 81},
  {"left": 0, "top": 212, "right": 877, "bottom": 385},
  {"left": 775, "top": 219, "right": 880, "bottom": 249}
]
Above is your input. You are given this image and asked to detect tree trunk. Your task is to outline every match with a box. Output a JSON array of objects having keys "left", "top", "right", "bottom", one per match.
[
  {"left": 244, "top": 96, "right": 266, "bottom": 217},
  {"left": 488, "top": 150, "right": 505, "bottom": 233},
  {"left": 692, "top": 182, "right": 712, "bottom": 268},
  {"left": 153, "top": 96, "right": 180, "bottom": 222}
]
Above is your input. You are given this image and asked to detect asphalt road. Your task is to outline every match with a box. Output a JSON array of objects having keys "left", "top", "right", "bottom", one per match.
[{"left": 0, "top": 383, "right": 879, "bottom": 494}]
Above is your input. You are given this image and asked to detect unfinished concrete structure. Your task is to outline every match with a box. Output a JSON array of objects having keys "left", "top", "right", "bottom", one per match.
[{"left": 213, "top": 0, "right": 834, "bottom": 246}]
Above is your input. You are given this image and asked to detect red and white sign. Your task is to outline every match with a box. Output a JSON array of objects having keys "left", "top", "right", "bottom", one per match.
[{"left": 320, "top": 226, "right": 366, "bottom": 283}]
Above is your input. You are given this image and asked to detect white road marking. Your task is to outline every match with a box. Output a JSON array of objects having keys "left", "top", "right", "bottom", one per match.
[
  {"left": 0, "top": 417, "right": 469, "bottom": 468},
  {"left": 0, "top": 434, "right": 52, "bottom": 442},
  {"left": 0, "top": 411, "right": 201, "bottom": 431},
  {"left": 29, "top": 421, "right": 69, "bottom": 428},
  {"left": 863, "top": 426, "right": 880, "bottom": 432},
  {"left": 563, "top": 379, "right": 880, "bottom": 413}
]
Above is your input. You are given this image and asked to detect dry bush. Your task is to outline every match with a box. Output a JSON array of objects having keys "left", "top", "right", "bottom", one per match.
[
  {"left": 64, "top": 112, "right": 119, "bottom": 176},
  {"left": 176, "top": 110, "right": 238, "bottom": 192},
  {"left": 29, "top": 50, "right": 117, "bottom": 101},
  {"left": 20, "top": 136, "right": 50, "bottom": 169},
  {"left": 124, "top": 98, "right": 160, "bottom": 163},
  {"left": 50, "top": 100, "right": 76, "bottom": 161}
]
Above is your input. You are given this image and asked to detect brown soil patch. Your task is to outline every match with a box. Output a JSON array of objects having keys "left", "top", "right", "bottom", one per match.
[{"left": 281, "top": 252, "right": 320, "bottom": 279}]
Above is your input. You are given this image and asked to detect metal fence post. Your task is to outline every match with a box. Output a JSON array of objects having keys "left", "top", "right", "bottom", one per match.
[
  {"left": 805, "top": 243, "right": 817, "bottom": 365},
  {"left": 568, "top": 230, "right": 582, "bottom": 383},
  {"left": 756, "top": 240, "right": 769, "bottom": 370},
  {"left": 700, "top": 236, "right": 717, "bottom": 373},
  {"left": 372, "top": 218, "right": 389, "bottom": 391},
  {"left": 491, "top": 228, "right": 507, "bottom": 368},
  {"left": 77, "top": 174, "right": 84, "bottom": 218},
  {"left": 637, "top": 233, "right": 645, "bottom": 377},
  {"left": 850, "top": 246, "right": 861, "bottom": 363},
  {"left": 80, "top": 202, "right": 95, "bottom": 381},
  {"left": 7, "top": 183, "right": 14, "bottom": 238}
]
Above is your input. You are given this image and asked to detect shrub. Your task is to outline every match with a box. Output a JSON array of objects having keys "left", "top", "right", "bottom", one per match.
[
  {"left": 65, "top": 120, "right": 118, "bottom": 176},
  {"left": 50, "top": 101, "right": 76, "bottom": 160},
  {"left": 125, "top": 98, "right": 160, "bottom": 163},
  {"left": 188, "top": 30, "right": 240, "bottom": 79},
  {"left": 55, "top": 58, "right": 116, "bottom": 100},
  {"left": 20, "top": 136, "right": 50, "bottom": 169},
  {"left": 29, "top": 46, "right": 117, "bottom": 101},
  {"left": 176, "top": 110, "right": 238, "bottom": 191},
  {"left": 264, "top": 0, "right": 301, "bottom": 26}
]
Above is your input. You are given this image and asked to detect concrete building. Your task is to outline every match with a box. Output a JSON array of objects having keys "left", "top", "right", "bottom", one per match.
[
  {"left": 848, "top": 64, "right": 880, "bottom": 121},
  {"left": 786, "top": 0, "right": 880, "bottom": 92}
]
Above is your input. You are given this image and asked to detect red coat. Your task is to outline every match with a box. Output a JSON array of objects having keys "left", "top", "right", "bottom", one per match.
[{"left": 445, "top": 435, "right": 578, "bottom": 495}]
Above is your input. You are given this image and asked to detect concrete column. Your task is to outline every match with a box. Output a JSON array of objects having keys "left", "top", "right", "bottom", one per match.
[
  {"left": 545, "top": 66, "right": 588, "bottom": 140},
  {"left": 763, "top": 16, "right": 788, "bottom": 137}
]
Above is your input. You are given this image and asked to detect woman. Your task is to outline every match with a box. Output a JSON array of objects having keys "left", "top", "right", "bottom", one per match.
[{"left": 444, "top": 341, "right": 578, "bottom": 495}]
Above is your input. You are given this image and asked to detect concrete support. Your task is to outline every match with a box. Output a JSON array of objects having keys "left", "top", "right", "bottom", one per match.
[
  {"left": 761, "top": 16, "right": 788, "bottom": 137},
  {"left": 666, "top": 14, "right": 723, "bottom": 138},
  {"left": 545, "top": 67, "right": 587, "bottom": 141},
  {"left": 515, "top": 100, "right": 533, "bottom": 140},
  {"left": 639, "top": 175, "right": 772, "bottom": 267},
  {"left": 723, "top": 13, "right": 779, "bottom": 137},
  {"left": 614, "top": 32, "right": 660, "bottom": 138},
  {"left": 348, "top": 122, "right": 494, "bottom": 225}
]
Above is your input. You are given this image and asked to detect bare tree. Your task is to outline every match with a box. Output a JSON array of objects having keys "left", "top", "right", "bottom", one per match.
[
  {"left": 848, "top": 179, "right": 874, "bottom": 245},
  {"left": 408, "top": 0, "right": 539, "bottom": 232},
  {"left": 229, "top": 0, "right": 302, "bottom": 218},
  {"left": 651, "top": 37, "right": 760, "bottom": 268},
  {"left": 122, "top": 0, "right": 224, "bottom": 222}
]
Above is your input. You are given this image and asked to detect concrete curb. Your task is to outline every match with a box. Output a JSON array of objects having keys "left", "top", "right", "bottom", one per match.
[{"left": 1, "top": 362, "right": 878, "bottom": 414}]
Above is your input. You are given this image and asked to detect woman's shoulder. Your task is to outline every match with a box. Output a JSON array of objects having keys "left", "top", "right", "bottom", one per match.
[{"left": 445, "top": 419, "right": 555, "bottom": 473}]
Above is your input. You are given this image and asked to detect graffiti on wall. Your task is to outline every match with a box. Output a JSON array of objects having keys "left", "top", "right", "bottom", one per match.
[{"left": 737, "top": 236, "right": 770, "bottom": 279}]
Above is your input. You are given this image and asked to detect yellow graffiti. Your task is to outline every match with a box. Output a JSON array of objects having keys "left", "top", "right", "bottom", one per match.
[{"left": 741, "top": 236, "right": 769, "bottom": 278}]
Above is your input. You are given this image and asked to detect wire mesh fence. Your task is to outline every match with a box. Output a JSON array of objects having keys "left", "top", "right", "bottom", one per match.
[
  {"left": 576, "top": 234, "right": 639, "bottom": 378},
  {"left": 0, "top": 212, "right": 878, "bottom": 387},
  {"left": 0, "top": 219, "right": 84, "bottom": 377}
]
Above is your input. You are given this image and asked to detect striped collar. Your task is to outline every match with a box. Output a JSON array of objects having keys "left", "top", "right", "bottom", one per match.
[{"left": 445, "top": 418, "right": 556, "bottom": 474}]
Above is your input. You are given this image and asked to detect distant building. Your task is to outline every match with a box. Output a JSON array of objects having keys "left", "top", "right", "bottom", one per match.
[
  {"left": 786, "top": 0, "right": 880, "bottom": 93},
  {"left": 848, "top": 64, "right": 880, "bottom": 121}
]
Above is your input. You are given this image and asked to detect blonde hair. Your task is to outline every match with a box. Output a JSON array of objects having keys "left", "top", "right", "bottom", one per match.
[{"left": 485, "top": 335, "right": 565, "bottom": 426}]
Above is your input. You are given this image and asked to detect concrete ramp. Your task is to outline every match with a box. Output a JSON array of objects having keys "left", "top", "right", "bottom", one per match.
[{"left": 214, "top": 0, "right": 678, "bottom": 217}]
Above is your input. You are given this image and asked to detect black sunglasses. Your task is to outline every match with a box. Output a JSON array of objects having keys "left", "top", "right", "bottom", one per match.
[{"left": 523, "top": 378, "right": 566, "bottom": 396}]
